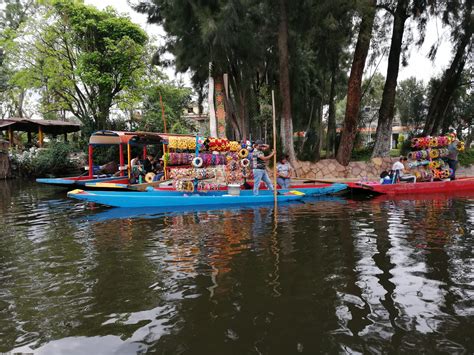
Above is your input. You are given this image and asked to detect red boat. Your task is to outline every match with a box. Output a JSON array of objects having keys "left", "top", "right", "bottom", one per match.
[{"left": 347, "top": 177, "right": 474, "bottom": 195}]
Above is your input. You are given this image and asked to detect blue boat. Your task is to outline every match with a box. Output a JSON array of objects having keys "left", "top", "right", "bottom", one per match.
[
  {"left": 36, "top": 175, "right": 129, "bottom": 187},
  {"left": 80, "top": 183, "right": 347, "bottom": 196},
  {"left": 67, "top": 189, "right": 305, "bottom": 208}
]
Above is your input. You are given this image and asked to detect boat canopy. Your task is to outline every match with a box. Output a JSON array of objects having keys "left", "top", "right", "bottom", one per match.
[{"left": 89, "top": 130, "right": 196, "bottom": 146}]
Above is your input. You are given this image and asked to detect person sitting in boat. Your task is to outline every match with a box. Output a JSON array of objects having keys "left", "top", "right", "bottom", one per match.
[
  {"left": 143, "top": 155, "right": 154, "bottom": 173},
  {"left": 252, "top": 139, "right": 275, "bottom": 195},
  {"left": 98, "top": 161, "right": 118, "bottom": 175},
  {"left": 277, "top": 154, "right": 293, "bottom": 189},
  {"left": 152, "top": 158, "right": 165, "bottom": 181},
  {"left": 131, "top": 154, "right": 141, "bottom": 167},
  {"left": 392, "top": 156, "right": 416, "bottom": 183},
  {"left": 129, "top": 155, "right": 145, "bottom": 184},
  {"left": 380, "top": 171, "right": 392, "bottom": 184}
]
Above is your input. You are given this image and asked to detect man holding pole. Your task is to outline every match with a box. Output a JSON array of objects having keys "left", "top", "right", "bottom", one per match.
[{"left": 252, "top": 139, "right": 275, "bottom": 195}]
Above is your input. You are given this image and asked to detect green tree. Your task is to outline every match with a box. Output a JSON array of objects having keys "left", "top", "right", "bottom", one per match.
[
  {"left": 0, "top": 0, "right": 37, "bottom": 118},
  {"left": 13, "top": 0, "right": 147, "bottom": 132},
  {"left": 138, "top": 81, "right": 193, "bottom": 134},
  {"left": 423, "top": 0, "right": 472, "bottom": 135},
  {"left": 395, "top": 77, "right": 426, "bottom": 128}
]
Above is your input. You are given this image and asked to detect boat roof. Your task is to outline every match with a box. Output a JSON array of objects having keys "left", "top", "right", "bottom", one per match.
[{"left": 89, "top": 130, "right": 195, "bottom": 146}]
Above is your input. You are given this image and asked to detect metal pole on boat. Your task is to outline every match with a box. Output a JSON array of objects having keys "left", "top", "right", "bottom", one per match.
[
  {"left": 88, "top": 145, "right": 93, "bottom": 178},
  {"left": 162, "top": 143, "right": 167, "bottom": 180},
  {"left": 119, "top": 144, "right": 124, "bottom": 177},
  {"left": 127, "top": 143, "right": 131, "bottom": 180},
  {"left": 271, "top": 90, "right": 278, "bottom": 207},
  {"left": 160, "top": 93, "right": 169, "bottom": 180}
]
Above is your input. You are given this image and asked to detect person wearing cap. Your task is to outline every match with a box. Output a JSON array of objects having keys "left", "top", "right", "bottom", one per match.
[{"left": 252, "top": 139, "right": 275, "bottom": 195}]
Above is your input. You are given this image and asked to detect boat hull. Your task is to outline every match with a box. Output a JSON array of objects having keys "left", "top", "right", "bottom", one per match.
[
  {"left": 347, "top": 177, "right": 474, "bottom": 195},
  {"left": 67, "top": 190, "right": 304, "bottom": 208},
  {"left": 74, "top": 183, "right": 347, "bottom": 197},
  {"left": 36, "top": 176, "right": 129, "bottom": 188}
]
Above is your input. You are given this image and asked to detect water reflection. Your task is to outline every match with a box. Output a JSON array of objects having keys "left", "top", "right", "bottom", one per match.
[{"left": 0, "top": 180, "right": 472, "bottom": 354}]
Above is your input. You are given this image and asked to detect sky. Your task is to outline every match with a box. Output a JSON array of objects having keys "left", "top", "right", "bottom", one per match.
[{"left": 85, "top": 0, "right": 453, "bottom": 86}]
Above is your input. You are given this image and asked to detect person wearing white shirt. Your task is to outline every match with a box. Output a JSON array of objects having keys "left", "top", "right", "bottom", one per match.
[{"left": 392, "top": 156, "right": 416, "bottom": 183}]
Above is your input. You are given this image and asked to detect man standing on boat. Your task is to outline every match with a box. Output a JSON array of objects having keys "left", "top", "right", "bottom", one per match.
[
  {"left": 252, "top": 140, "right": 275, "bottom": 195},
  {"left": 446, "top": 140, "right": 460, "bottom": 180}
]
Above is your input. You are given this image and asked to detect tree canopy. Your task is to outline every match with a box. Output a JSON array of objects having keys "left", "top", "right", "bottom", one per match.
[{"left": 1, "top": 0, "right": 471, "bottom": 161}]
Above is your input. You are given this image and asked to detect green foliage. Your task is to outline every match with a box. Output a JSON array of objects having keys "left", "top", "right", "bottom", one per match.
[
  {"left": 10, "top": 142, "right": 76, "bottom": 177},
  {"left": 0, "top": 0, "right": 38, "bottom": 118},
  {"left": 351, "top": 147, "right": 373, "bottom": 162},
  {"left": 12, "top": 0, "right": 147, "bottom": 132},
  {"left": 459, "top": 149, "right": 474, "bottom": 167},
  {"left": 396, "top": 77, "right": 426, "bottom": 127},
  {"left": 397, "top": 134, "right": 405, "bottom": 148},
  {"left": 390, "top": 149, "right": 401, "bottom": 157},
  {"left": 400, "top": 138, "right": 412, "bottom": 156},
  {"left": 137, "top": 81, "right": 193, "bottom": 133}
]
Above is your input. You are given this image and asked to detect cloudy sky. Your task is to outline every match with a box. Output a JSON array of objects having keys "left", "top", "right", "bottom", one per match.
[{"left": 87, "top": 0, "right": 453, "bottom": 84}]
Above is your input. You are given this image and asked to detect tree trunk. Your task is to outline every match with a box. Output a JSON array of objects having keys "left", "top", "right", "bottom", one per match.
[
  {"left": 314, "top": 102, "right": 323, "bottom": 161},
  {"left": 278, "top": 0, "right": 296, "bottom": 162},
  {"left": 326, "top": 61, "right": 338, "bottom": 158},
  {"left": 96, "top": 93, "right": 112, "bottom": 130},
  {"left": 465, "top": 125, "right": 473, "bottom": 149},
  {"left": 423, "top": 0, "right": 472, "bottom": 136},
  {"left": 209, "top": 68, "right": 217, "bottom": 137},
  {"left": 372, "top": 0, "right": 409, "bottom": 157},
  {"left": 228, "top": 71, "right": 248, "bottom": 140},
  {"left": 17, "top": 89, "right": 25, "bottom": 118},
  {"left": 336, "top": 0, "right": 376, "bottom": 165}
]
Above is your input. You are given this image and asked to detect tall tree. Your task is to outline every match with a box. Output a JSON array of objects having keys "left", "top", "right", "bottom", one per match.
[
  {"left": 372, "top": 0, "right": 410, "bottom": 157},
  {"left": 423, "top": 0, "right": 472, "bottom": 135},
  {"left": 336, "top": 0, "right": 377, "bottom": 165},
  {"left": 133, "top": 0, "right": 274, "bottom": 141},
  {"left": 14, "top": 0, "right": 147, "bottom": 131},
  {"left": 0, "top": 0, "right": 37, "bottom": 118},
  {"left": 278, "top": 0, "right": 296, "bottom": 162}
]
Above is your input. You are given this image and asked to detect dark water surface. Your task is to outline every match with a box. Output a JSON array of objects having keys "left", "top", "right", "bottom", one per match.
[{"left": 0, "top": 179, "right": 473, "bottom": 354}]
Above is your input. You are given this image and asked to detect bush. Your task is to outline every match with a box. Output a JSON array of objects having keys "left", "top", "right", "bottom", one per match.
[
  {"left": 400, "top": 138, "right": 412, "bottom": 156},
  {"left": 10, "top": 142, "right": 77, "bottom": 177},
  {"left": 459, "top": 149, "right": 474, "bottom": 167},
  {"left": 351, "top": 147, "right": 372, "bottom": 161},
  {"left": 390, "top": 149, "right": 400, "bottom": 157},
  {"left": 351, "top": 141, "right": 374, "bottom": 161}
]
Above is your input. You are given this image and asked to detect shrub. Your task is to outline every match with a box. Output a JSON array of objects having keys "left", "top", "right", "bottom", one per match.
[
  {"left": 459, "top": 149, "right": 474, "bottom": 167},
  {"left": 351, "top": 141, "right": 374, "bottom": 161},
  {"left": 10, "top": 142, "right": 77, "bottom": 177},
  {"left": 397, "top": 134, "right": 405, "bottom": 149}
]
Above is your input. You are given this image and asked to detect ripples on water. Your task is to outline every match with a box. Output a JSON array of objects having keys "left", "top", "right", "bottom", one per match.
[{"left": 0, "top": 180, "right": 473, "bottom": 354}]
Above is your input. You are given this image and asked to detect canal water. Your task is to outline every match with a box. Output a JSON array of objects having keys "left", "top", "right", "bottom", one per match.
[{"left": 0, "top": 179, "right": 473, "bottom": 354}]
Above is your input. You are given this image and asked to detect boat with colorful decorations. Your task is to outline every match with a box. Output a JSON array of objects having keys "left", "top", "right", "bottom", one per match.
[{"left": 36, "top": 130, "right": 180, "bottom": 188}]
